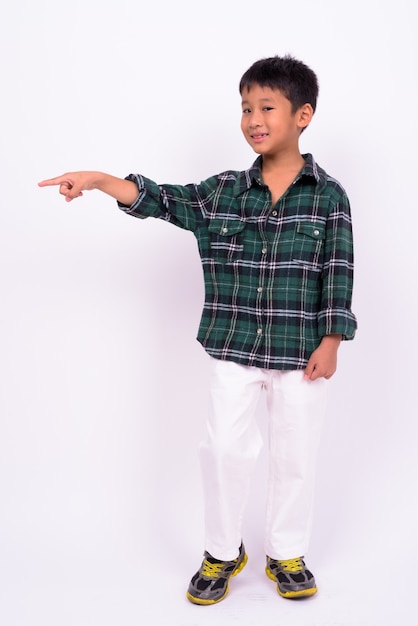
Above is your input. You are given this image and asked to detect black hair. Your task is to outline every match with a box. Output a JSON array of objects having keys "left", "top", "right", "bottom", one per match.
[{"left": 239, "top": 55, "right": 319, "bottom": 114}]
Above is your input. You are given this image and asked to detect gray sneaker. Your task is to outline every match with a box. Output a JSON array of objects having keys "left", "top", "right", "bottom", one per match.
[
  {"left": 186, "top": 543, "right": 248, "bottom": 605},
  {"left": 266, "top": 556, "right": 317, "bottom": 598}
]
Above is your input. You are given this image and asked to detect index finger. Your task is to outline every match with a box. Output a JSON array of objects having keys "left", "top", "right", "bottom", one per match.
[{"left": 38, "top": 175, "right": 69, "bottom": 187}]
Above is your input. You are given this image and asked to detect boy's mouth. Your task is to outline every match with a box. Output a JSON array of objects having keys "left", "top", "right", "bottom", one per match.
[{"left": 251, "top": 133, "right": 268, "bottom": 142}]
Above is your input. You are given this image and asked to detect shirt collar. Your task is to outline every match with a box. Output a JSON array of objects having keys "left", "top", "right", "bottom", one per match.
[{"left": 234, "top": 153, "right": 325, "bottom": 197}]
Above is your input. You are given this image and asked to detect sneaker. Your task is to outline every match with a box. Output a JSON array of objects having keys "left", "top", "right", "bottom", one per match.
[
  {"left": 265, "top": 556, "right": 317, "bottom": 599},
  {"left": 186, "top": 543, "right": 248, "bottom": 605}
]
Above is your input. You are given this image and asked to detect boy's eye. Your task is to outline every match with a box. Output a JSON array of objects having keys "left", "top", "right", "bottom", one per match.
[
  {"left": 242, "top": 108, "right": 251, "bottom": 114},
  {"left": 263, "top": 107, "right": 273, "bottom": 111}
]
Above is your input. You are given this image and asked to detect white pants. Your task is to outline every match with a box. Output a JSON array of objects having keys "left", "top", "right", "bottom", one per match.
[{"left": 199, "top": 357, "right": 327, "bottom": 561}]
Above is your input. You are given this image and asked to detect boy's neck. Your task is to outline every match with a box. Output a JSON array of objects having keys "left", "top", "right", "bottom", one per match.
[
  {"left": 260, "top": 149, "right": 306, "bottom": 205},
  {"left": 261, "top": 149, "right": 305, "bottom": 176}
]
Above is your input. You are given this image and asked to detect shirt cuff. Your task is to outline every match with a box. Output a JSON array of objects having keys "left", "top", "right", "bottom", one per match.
[
  {"left": 317, "top": 308, "right": 357, "bottom": 340},
  {"left": 117, "top": 174, "right": 163, "bottom": 218}
]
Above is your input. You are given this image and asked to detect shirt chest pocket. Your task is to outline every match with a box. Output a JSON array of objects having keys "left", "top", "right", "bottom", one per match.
[
  {"left": 292, "top": 221, "right": 325, "bottom": 270},
  {"left": 208, "top": 219, "right": 245, "bottom": 264}
]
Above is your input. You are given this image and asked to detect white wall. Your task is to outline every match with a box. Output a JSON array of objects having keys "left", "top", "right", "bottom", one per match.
[{"left": 1, "top": 1, "right": 416, "bottom": 625}]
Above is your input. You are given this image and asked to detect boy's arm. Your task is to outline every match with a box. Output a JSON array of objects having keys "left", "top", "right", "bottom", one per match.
[
  {"left": 38, "top": 171, "right": 139, "bottom": 206},
  {"left": 39, "top": 170, "right": 213, "bottom": 233},
  {"left": 304, "top": 189, "right": 357, "bottom": 381},
  {"left": 317, "top": 191, "right": 357, "bottom": 341}
]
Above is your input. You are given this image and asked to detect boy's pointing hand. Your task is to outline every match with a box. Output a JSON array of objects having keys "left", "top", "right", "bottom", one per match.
[{"left": 38, "top": 172, "right": 97, "bottom": 202}]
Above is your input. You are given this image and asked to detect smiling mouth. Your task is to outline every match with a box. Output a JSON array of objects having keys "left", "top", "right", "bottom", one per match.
[{"left": 251, "top": 133, "right": 268, "bottom": 141}]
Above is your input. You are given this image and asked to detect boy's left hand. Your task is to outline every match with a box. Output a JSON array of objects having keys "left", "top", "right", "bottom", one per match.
[{"left": 304, "top": 334, "right": 342, "bottom": 381}]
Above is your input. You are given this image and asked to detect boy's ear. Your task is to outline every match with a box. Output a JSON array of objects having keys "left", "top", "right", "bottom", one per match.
[{"left": 297, "top": 103, "right": 314, "bottom": 130}]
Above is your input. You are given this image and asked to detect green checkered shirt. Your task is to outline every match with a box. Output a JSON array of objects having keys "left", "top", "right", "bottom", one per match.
[{"left": 118, "top": 153, "right": 357, "bottom": 370}]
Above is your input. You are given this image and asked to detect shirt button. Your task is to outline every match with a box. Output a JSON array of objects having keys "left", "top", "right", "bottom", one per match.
[
  {"left": 222, "top": 227, "right": 228, "bottom": 234},
  {"left": 262, "top": 247, "right": 267, "bottom": 254},
  {"left": 257, "top": 328, "right": 263, "bottom": 335},
  {"left": 257, "top": 287, "right": 263, "bottom": 293},
  {"left": 272, "top": 211, "right": 278, "bottom": 216},
  {"left": 313, "top": 229, "right": 320, "bottom": 236}
]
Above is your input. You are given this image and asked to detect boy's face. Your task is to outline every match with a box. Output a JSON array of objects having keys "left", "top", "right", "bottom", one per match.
[{"left": 240, "top": 85, "right": 310, "bottom": 158}]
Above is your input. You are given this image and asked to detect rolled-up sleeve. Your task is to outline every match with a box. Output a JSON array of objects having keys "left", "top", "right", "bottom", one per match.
[{"left": 117, "top": 173, "right": 218, "bottom": 233}]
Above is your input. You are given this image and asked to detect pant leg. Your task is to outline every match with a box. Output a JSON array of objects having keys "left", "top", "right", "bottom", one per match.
[
  {"left": 199, "top": 358, "right": 265, "bottom": 561},
  {"left": 264, "top": 369, "right": 327, "bottom": 560}
]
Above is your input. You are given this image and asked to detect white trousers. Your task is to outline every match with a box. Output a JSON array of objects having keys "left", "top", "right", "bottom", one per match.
[{"left": 199, "top": 357, "right": 327, "bottom": 561}]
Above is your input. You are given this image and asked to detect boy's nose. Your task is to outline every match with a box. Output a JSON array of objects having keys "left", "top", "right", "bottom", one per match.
[{"left": 249, "top": 115, "right": 262, "bottom": 128}]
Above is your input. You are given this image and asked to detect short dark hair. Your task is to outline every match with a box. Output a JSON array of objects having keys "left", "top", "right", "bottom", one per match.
[{"left": 239, "top": 55, "right": 319, "bottom": 113}]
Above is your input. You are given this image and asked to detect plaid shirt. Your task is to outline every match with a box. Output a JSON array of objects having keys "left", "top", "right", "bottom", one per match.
[{"left": 118, "top": 153, "right": 357, "bottom": 370}]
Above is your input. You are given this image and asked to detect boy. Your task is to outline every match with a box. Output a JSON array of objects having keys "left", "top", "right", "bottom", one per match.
[{"left": 39, "top": 55, "right": 357, "bottom": 605}]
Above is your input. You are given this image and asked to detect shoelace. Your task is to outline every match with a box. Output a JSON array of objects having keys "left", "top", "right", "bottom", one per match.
[
  {"left": 201, "top": 559, "right": 224, "bottom": 578},
  {"left": 277, "top": 557, "right": 304, "bottom": 572}
]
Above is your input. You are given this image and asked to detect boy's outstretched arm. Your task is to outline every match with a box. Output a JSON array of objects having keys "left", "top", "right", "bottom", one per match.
[
  {"left": 304, "top": 334, "right": 342, "bottom": 381},
  {"left": 38, "top": 171, "right": 139, "bottom": 206}
]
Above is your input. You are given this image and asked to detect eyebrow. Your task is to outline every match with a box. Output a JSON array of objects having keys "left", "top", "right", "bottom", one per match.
[{"left": 241, "top": 97, "right": 275, "bottom": 105}]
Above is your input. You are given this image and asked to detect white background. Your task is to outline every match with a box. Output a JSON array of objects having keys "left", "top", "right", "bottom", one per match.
[{"left": 1, "top": 1, "right": 417, "bottom": 624}]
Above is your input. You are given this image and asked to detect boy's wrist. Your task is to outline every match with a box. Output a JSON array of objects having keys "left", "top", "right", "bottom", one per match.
[
  {"left": 321, "top": 334, "right": 342, "bottom": 342},
  {"left": 92, "top": 171, "right": 108, "bottom": 191},
  {"left": 320, "top": 334, "right": 342, "bottom": 347}
]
